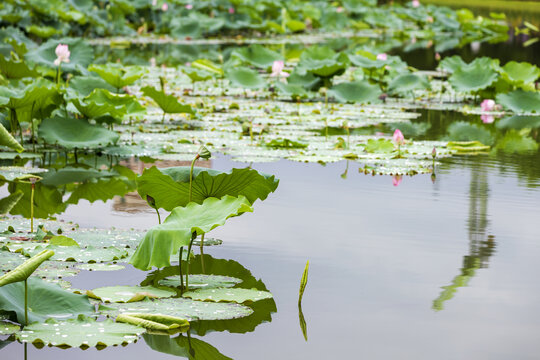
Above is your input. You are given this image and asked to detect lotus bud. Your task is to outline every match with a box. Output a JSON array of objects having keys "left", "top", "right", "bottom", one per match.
[
  {"left": 376, "top": 53, "right": 388, "bottom": 61},
  {"left": 393, "top": 129, "right": 405, "bottom": 145},
  {"left": 412, "top": 0, "right": 420, "bottom": 7},
  {"left": 197, "top": 145, "right": 211, "bottom": 159},
  {"left": 432, "top": 147, "right": 437, "bottom": 159},
  {"left": 228, "top": 7, "right": 235, "bottom": 14},
  {"left": 185, "top": 4, "right": 193, "bottom": 9},
  {"left": 53, "top": 44, "right": 70, "bottom": 66},
  {"left": 162, "top": 3, "right": 168, "bottom": 11},
  {"left": 319, "top": 87, "right": 327, "bottom": 95},
  {"left": 431, "top": 173, "right": 436, "bottom": 183}
]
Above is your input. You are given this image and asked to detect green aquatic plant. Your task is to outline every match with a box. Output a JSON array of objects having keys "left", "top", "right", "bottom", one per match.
[
  {"left": 88, "top": 63, "right": 146, "bottom": 92},
  {"left": 141, "top": 85, "right": 194, "bottom": 122}
]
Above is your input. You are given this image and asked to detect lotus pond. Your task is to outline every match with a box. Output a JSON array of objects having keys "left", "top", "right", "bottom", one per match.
[{"left": 1, "top": 0, "right": 540, "bottom": 359}]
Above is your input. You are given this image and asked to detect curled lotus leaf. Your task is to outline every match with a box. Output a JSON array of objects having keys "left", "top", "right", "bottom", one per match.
[
  {"left": 129, "top": 196, "right": 253, "bottom": 270},
  {"left": 116, "top": 313, "right": 189, "bottom": 333},
  {"left": 0, "top": 166, "right": 46, "bottom": 181},
  {"left": 388, "top": 73, "right": 430, "bottom": 95},
  {"left": 0, "top": 249, "right": 54, "bottom": 287},
  {"left": 136, "top": 166, "right": 278, "bottom": 211},
  {"left": 101, "top": 297, "right": 253, "bottom": 321},
  {"left": 16, "top": 315, "right": 144, "bottom": 349},
  {"left": 182, "top": 288, "right": 273, "bottom": 305},
  {"left": 87, "top": 285, "right": 176, "bottom": 303}
]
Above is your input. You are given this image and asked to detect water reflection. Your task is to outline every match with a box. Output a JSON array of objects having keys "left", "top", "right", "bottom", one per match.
[{"left": 433, "top": 162, "right": 496, "bottom": 310}]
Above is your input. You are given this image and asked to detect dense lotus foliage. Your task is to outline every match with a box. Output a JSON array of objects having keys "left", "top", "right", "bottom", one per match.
[{"left": 0, "top": 0, "right": 538, "bottom": 356}]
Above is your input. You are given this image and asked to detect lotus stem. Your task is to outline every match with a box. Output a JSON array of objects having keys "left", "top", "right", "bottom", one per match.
[
  {"left": 189, "top": 154, "right": 200, "bottom": 203},
  {"left": 56, "top": 64, "right": 61, "bottom": 85},
  {"left": 155, "top": 208, "right": 161, "bottom": 224},
  {"left": 199, "top": 233, "right": 205, "bottom": 273},
  {"left": 179, "top": 247, "right": 184, "bottom": 293},
  {"left": 30, "top": 182, "right": 35, "bottom": 233},
  {"left": 24, "top": 279, "right": 28, "bottom": 326},
  {"left": 185, "top": 236, "right": 195, "bottom": 291},
  {"left": 249, "top": 121, "right": 253, "bottom": 144}
]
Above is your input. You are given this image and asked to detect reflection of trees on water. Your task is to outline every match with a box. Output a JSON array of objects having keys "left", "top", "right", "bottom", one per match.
[{"left": 432, "top": 164, "right": 496, "bottom": 311}]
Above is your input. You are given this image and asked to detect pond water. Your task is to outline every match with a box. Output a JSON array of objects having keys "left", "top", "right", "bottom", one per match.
[
  {"left": 2, "top": 5, "right": 540, "bottom": 358},
  {"left": 2, "top": 110, "right": 540, "bottom": 359}
]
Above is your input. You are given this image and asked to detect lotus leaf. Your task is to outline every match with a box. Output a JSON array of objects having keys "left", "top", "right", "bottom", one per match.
[
  {"left": 0, "top": 166, "right": 46, "bottom": 181},
  {"left": 23, "top": 245, "right": 128, "bottom": 263},
  {"left": 49, "top": 235, "right": 78, "bottom": 247},
  {"left": 0, "top": 53, "right": 38, "bottom": 79},
  {"left": 116, "top": 313, "right": 189, "bottom": 332},
  {"left": 232, "top": 45, "right": 281, "bottom": 68},
  {"left": 87, "top": 285, "right": 176, "bottom": 303},
  {"left": 275, "top": 82, "right": 309, "bottom": 98},
  {"left": 73, "top": 88, "right": 145, "bottom": 119},
  {"left": 225, "top": 67, "right": 266, "bottom": 89},
  {"left": 101, "top": 297, "right": 253, "bottom": 321},
  {"left": 159, "top": 274, "right": 241, "bottom": 290},
  {"left": 136, "top": 167, "right": 278, "bottom": 211},
  {"left": 447, "top": 121, "right": 495, "bottom": 145},
  {"left": 88, "top": 63, "right": 146, "bottom": 90},
  {"left": 266, "top": 138, "right": 308, "bottom": 149},
  {"left": 0, "top": 320, "right": 19, "bottom": 335},
  {"left": 496, "top": 90, "right": 540, "bottom": 113},
  {"left": 496, "top": 115, "right": 540, "bottom": 130},
  {"left": 181, "top": 66, "right": 214, "bottom": 82},
  {"left": 500, "top": 61, "right": 540, "bottom": 86},
  {"left": 141, "top": 86, "right": 194, "bottom": 115},
  {"left": 448, "top": 62, "right": 499, "bottom": 93},
  {"left": 68, "top": 76, "right": 116, "bottom": 97},
  {"left": 25, "top": 38, "right": 94, "bottom": 72},
  {"left": 67, "top": 177, "right": 134, "bottom": 205},
  {"left": 388, "top": 74, "right": 430, "bottom": 95},
  {"left": 0, "top": 249, "right": 54, "bottom": 286},
  {"left": 17, "top": 316, "right": 144, "bottom": 348},
  {"left": 129, "top": 196, "right": 253, "bottom": 270},
  {"left": 40, "top": 167, "right": 112, "bottom": 186},
  {"left": 0, "top": 190, "right": 24, "bottom": 215},
  {"left": 182, "top": 288, "right": 273, "bottom": 304},
  {"left": 296, "top": 46, "right": 349, "bottom": 78},
  {"left": 359, "top": 159, "right": 435, "bottom": 175},
  {"left": 143, "top": 333, "right": 232, "bottom": 359},
  {"left": 191, "top": 59, "right": 224, "bottom": 77},
  {"left": 76, "top": 263, "right": 125, "bottom": 272},
  {"left": 7, "top": 182, "right": 65, "bottom": 219},
  {"left": 69, "top": 228, "right": 142, "bottom": 249},
  {"left": 0, "top": 277, "right": 94, "bottom": 324},
  {"left": 39, "top": 116, "right": 120, "bottom": 149},
  {"left": 364, "top": 139, "right": 395, "bottom": 154},
  {"left": 328, "top": 81, "right": 381, "bottom": 103}
]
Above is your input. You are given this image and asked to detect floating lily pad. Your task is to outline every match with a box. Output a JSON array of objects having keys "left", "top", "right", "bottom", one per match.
[
  {"left": 0, "top": 166, "right": 46, "bottom": 181},
  {"left": 192, "top": 237, "right": 223, "bottom": 247},
  {"left": 17, "top": 316, "right": 144, "bottom": 349},
  {"left": 328, "top": 81, "right": 381, "bottom": 103},
  {"left": 23, "top": 245, "right": 129, "bottom": 263},
  {"left": 496, "top": 90, "right": 540, "bottom": 113},
  {"left": 39, "top": 116, "right": 120, "bottom": 149},
  {"left": 182, "top": 288, "right": 273, "bottom": 305},
  {"left": 0, "top": 320, "right": 19, "bottom": 335},
  {"left": 159, "top": 275, "right": 241, "bottom": 290},
  {"left": 87, "top": 285, "right": 176, "bottom": 303},
  {"left": 101, "top": 297, "right": 253, "bottom": 321},
  {"left": 76, "top": 263, "right": 125, "bottom": 272}
]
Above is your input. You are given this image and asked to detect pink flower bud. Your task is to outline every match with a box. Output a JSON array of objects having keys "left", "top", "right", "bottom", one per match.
[
  {"left": 54, "top": 44, "right": 70, "bottom": 66},
  {"left": 480, "top": 99, "right": 496, "bottom": 112},
  {"left": 432, "top": 147, "right": 437, "bottom": 158},
  {"left": 412, "top": 0, "right": 420, "bottom": 7},
  {"left": 162, "top": 3, "right": 168, "bottom": 11},
  {"left": 376, "top": 53, "right": 388, "bottom": 61},
  {"left": 393, "top": 129, "right": 404, "bottom": 145},
  {"left": 336, "top": 7, "right": 344, "bottom": 13},
  {"left": 228, "top": 7, "right": 235, "bottom": 14},
  {"left": 185, "top": 4, "right": 193, "bottom": 9}
]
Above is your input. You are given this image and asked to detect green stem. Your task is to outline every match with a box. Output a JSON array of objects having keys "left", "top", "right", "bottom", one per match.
[
  {"left": 30, "top": 183, "right": 34, "bottom": 233},
  {"left": 249, "top": 122, "right": 253, "bottom": 144},
  {"left": 185, "top": 236, "right": 195, "bottom": 291},
  {"left": 179, "top": 247, "right": 184, "bottom": 293},
  {"left": 155, "top": 208, "right": 161, "bottom": 224},
  {"left": 162, "top": 112, "right": 165, "bottom": 124},
  {"left": 189, "top": 154, "right": 199, "bottom": 203},
  {"left": 56, "top": 64, "right": 62, "bottom": 85},
  {"left": 24, "top": 279, "right": 28, "bottom": 326},
  {"left": 199, "top": 233, "right": 205, "bottom": 274}
]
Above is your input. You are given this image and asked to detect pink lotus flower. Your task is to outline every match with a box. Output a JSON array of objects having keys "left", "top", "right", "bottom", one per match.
[
  {"left": 392, "top": 175, "right": 403, "bottom": 187},
  {"left": 270, "top": 60, "right": 289, "bottom": 78},
  {"left": 336, "top": 7, "right": 344, "bottom": 13},
  {"left": 435, "top": 52, "right": 441, "bottom": 61},
  {"left": 228, "top": 7, "right": 235, "bottom": 14},
  {"left": 185, "top": 4, "right": 193, "bottom": 9},
  {"left": 481, "top": 99, "right": 496, "bottom": 112},
  {"left": 162, "top": 3, "right": 168, "bottom": 11},
  {"left": 376, "top": 53, "right": 388, "bottom": 61},
  {"left": 54, "top": 44, "right": 70, "bottom": 66},
  {"left": 412, "top": 0, "right": 420, "bottom": 7},
  {"left": 393, "top": 129, "right": 404, "bottom": 145},
  {"left": 481, "top": 114, "right": 494, "bottom": 124}
]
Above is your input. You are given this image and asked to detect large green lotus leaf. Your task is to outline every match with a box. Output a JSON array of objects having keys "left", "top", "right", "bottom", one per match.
[
  {"left": 447, "top": 121, "right": 494, "bottom": 145},
  {"left": 16, "top": 316, "right": 144, "bottom": 348},
  {"left": 496, "top": 115, "right": 540, "bottom": 130},
  {"left": 225, "top": 67, "right": 266, "bottom": 89},
  {"left": 87, "top": 285, "right": 176, "bottom": 303},
  {"left": 449, "top": 63, "right": 498, "bottom": 93},
  {"left": 0, "top": 249, "right": 54, "bottom": 286},
  {"left": 0, "top": 277, "right": 94, "bottom": 324},
  {"left": 181, "top": 66, "right": 213, "bottom": 82},
  {"left": 100, "top": 297, "right": 253, "bottom": 321},
  {"left": 348, "top": 53, "right": 387, "bottom": 69},
  {"left": 0, "top": 79, "right": 60, "bottom": 119},
  {"left": 136, "top": 166, "right": 279, "bottom": 211},
  {"left": 388, "top": 73, "right": 430, "bottom": 95},
  {"left": 328, "top": 81, "right": 381, "bottom": 103},
  {"left": 296, "top": 46, "right": 349, "bottom": 77},
  {"left": 439, "top": 56, "right": 498, "bottom": 74},
  {"left": 438, "top": 55, "right": 467, "bottom": 73},
  {"left": 0, "top": 320, "right": 19, "bottom": 335},
  {"left": 68, "top": 76, "right": 116, "bottom": 97},
  {"left": 0, "top": 251, "right": 27, "bottom": 273},
  {"left": 0, "top": 190, "right": 24, "bottom": 215},
  {"left": 7, "top": 182, "right": 65, "bottom": 219},
  {"left": 0, "top": 124, "right": 24, "bottom": 152},
  {"left": 23, "top": 245, "right": 128, "bottom": 263},
  {"left": 500, "top": 61, "right": 540, "bottom": 86},
  {"left": 286, "top": 72, "right": 320, "bottom": 89},
  {"left": 182, "top": 288, "right": 273, "bottom": 305},
  {"left": 39, "top": 116, "right": 120, "bottom": 149},
  {"left": 141, "top": 86, "right": 194, "bottom": 115},
  {"left": 88, "top": 63, "right": 146, "bottom": 90},
  {"left": 159, "top": 275, "right": 241, "bottom": 290},
  {"left": 67, "top": 177, "right": 134, "bottom": 205},
  {"left": 143, "top": 333, "right": 232, "bottom": 360},
  {"left": 364, "top": 138, "right": 395, "bottom": 154},
  {"left": 496, "top": 90, "right": 540, "bottom": 113},
  {"left": 73, "top": 88, "right": 145, "bottom": 119},
  {"left": 0, "top": 53, "right": 38, "bottom": 79},
  {"left": 25, "top": 38, "right": 94, "bottom": 72},
  {"left": 231, "top": 45, "right": 281, "bottom": 68},
  {"left": 69, "top": 228, "right": 142, "bottom": 249},
  {"left": 496, "top": 130, "right": 539, "bottom": 154},
  {"left": 129, "top": 196, "right": 252, "bottom": 270},
  {"left": 40, "top": 166, "right": 110, "bottom": 186}
]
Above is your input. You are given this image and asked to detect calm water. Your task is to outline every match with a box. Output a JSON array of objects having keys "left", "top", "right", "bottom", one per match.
[{"left": 2, "top": 143, "right": 540, "bottom": 359}]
